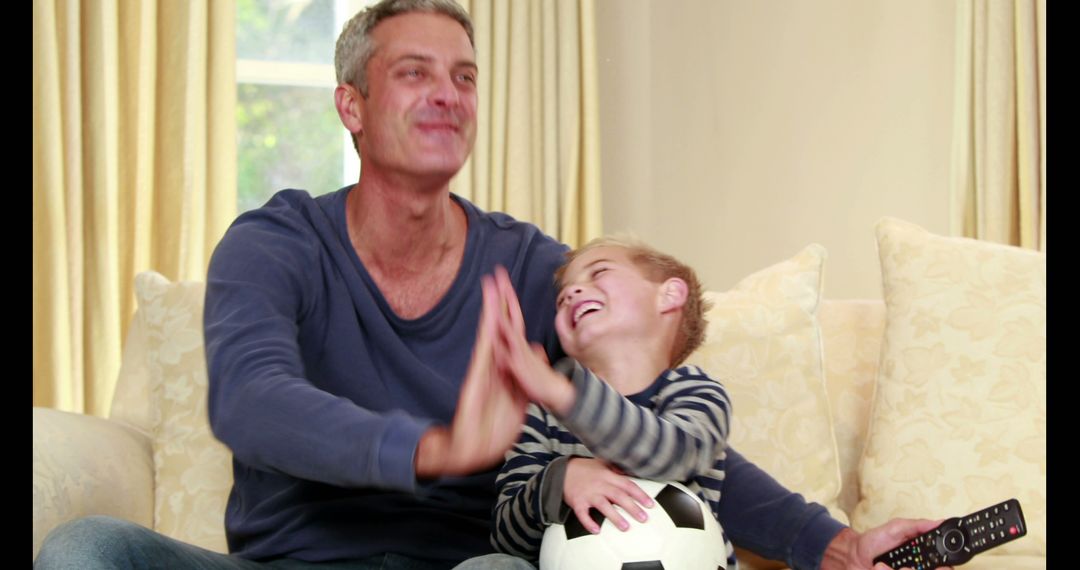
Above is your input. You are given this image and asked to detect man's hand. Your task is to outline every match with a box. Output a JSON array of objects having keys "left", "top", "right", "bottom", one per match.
[
  {"left": 415, "top": 273, "right": 529, "bottom": 478},
  {"left": 822, "top": 519, "right": 952, "bottom": 570},
  {"left": 563, "top": 457, "right": 654, "bottom": 534},
  {"left": 488, "top": 266, "right": 576, "bottom": 415}
]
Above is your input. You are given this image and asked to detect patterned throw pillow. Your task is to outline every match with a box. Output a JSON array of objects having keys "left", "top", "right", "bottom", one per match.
[
  {"left": 852, "top": 218, "right": 1045, "bottom": 556},
  {"left": 134, "top": 272, "right": 232, "bottom": 553},
  {"left": 686, "top": 244, "right": 845, "bottom": 530}
]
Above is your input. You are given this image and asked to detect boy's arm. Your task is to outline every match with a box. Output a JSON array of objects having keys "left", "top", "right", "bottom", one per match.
[
  {"left": 492, "top": 404, "right": 580, "bottom": 561},
  {"left": 555, "top": 360, "right": 730, "bottom": 482}
]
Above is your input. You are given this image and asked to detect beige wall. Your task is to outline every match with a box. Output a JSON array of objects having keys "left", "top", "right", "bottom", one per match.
[{"left": 595, "top": 0, "right": 956, "bottom": 299}]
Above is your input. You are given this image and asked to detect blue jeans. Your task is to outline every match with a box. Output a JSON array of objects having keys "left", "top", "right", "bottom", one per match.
[{"left": 34, "top": 516, "right": 535, "bottom": 570}]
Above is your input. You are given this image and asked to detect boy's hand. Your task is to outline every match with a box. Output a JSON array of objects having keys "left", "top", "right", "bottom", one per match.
[
  {"left": 489, "top": 266, "right": 576, "bottom": 415},
  {"left": 563, "top": 457, "right": 654, "bottom": 534}
]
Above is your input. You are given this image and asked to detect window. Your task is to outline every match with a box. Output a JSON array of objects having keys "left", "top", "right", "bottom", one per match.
[{"left": 236, "top": 0, "right": 372, "bottom": 212}]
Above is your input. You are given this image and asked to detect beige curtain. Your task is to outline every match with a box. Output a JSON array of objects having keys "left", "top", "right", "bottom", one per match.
[
  {"left": 451, "top": 0, "right": 602, "bottom": 248},
  {"left": 950, "top": 0, "right": 1045, "bottom": 251},
  {"left": 33, "top": 0, "right": 237, "bottom": 416}
]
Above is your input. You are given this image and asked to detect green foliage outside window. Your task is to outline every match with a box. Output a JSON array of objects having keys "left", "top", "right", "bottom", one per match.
[
  {"left": 237, "top": 84, "right": 345, "bottom": 212},
  {"left": 236, "top": 0, "right": 350, "bottom": 213},
  {"left": 237, "top": 0, "right": 334, "bottom": 63}
]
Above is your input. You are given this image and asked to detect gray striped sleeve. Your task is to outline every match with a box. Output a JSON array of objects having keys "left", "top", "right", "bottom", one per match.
[
  {"left": 491, "top": 403, "right": 593, "bottom": 561},
  {"left": 555, "top": 361, "right": 731, "bottom": 482}
]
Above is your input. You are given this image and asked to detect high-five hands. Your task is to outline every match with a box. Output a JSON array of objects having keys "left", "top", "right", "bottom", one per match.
[
  {"left": 415, "top": 269, "right": 529, "bottom": 478},
  {"left": 486, "top": 266, "right": 576, "bottom": 416},
  {"left": 484, "top": 267, "right": 652, "bottom": 533}
]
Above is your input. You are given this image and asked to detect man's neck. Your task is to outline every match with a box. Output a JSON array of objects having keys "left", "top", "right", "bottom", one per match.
[
  {"left": 346, "top": 173, "right": 465, "bottom": 269},
  {"left": 343, "top": 172, "right": 469, "bottom": 319}
]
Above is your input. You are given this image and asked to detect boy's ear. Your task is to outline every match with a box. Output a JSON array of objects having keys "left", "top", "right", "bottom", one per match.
[{"left": 658, "top": 277, "right": 689, "bottom": 313}]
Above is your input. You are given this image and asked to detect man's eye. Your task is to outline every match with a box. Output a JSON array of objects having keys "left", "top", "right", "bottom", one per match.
[
  {"left": 403, "top": 68, "right": 423, "bottom": 78},
  {"left": 456, "top": 73, "right": 476, "bottom": 84}
]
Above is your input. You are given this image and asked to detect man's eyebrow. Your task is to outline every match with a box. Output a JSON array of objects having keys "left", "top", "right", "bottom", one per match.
[{"left": 391, "top": 54, "right": 478, "bottom": 70}]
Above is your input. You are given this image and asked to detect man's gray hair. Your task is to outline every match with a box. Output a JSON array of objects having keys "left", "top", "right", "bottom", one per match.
[{"left": 334, "top": 0, "right": 474, "bottom": 97}]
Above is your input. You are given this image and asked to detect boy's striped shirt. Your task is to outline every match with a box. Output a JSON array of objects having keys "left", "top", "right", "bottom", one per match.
[{"left": 492, "top": 360, "right": 738, "bottom": 570}]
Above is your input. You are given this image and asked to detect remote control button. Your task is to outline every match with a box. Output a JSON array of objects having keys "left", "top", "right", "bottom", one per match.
[
  {"left": 1010, "top": 526, "right": 1018, "bottom": 535},
  {"left": 943, "top": 529, "right": 965, "bottom": 553}
]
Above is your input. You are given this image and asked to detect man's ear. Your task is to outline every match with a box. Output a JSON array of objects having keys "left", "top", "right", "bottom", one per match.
[
  {"left": 658, "top": 277, "right": 689, "bottom": 314},
  {"left": 334, "top": 83, "right": 364, "bottom": 138}
]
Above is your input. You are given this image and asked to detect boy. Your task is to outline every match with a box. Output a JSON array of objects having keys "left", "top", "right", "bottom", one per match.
[{"left": 484, "top": 236, "right": 738, "bottom": 569}]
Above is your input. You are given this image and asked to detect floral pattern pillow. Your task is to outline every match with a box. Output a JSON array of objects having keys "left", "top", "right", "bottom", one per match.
[
  {"left": 134, "top": 272, "right": 232, "bottom": 553},
  {"left": 687, "top": 244, "right": 845, "bottom": 527},
  {"left": 852, "top": 218, "right": 1045, "bottom": 556}
]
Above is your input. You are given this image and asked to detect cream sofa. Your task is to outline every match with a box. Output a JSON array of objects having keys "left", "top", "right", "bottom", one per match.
[{"left": 32, "top": 219, "right": 1045, "bottom": 569}]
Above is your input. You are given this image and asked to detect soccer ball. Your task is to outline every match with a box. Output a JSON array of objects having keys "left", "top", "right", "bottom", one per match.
[{"left": 538, "top": 478, "right": 727, "bottom": 570}]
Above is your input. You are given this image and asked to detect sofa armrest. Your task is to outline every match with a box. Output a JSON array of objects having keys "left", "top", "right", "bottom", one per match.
[{"left": 33, "top": 407, "right": 155, "bottom": 560}]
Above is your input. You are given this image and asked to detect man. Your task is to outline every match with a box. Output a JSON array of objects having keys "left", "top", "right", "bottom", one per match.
[{"left": 34, "top": 1, "right": 943, "bottom": 569}]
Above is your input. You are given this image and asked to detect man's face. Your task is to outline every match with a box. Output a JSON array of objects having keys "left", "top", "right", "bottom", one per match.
[
  {"left": 554, "top": 247, "right": 665, "bottom": 360},
  {"left": 356, "top": 12, "right": 478, "bottom": 181}
]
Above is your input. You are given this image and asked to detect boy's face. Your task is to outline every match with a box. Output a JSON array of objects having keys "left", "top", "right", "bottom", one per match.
[{"left": 555, "top": 246, "right": 665, "bottom": 359}]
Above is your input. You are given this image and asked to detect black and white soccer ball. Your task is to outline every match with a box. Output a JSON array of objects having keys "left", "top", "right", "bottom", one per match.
[{"left": 539, "top": 478, "right": 727, "bottom": 570}]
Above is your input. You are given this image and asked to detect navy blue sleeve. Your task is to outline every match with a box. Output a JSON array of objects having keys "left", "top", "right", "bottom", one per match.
[
  {"left": 203, "top": 196, "right": 432, "bottom": 493},
  {"left": 717, "top": 448, "right": 847, "bottom": 570}
]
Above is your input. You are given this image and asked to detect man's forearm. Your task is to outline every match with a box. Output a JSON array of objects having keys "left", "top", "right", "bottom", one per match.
[
  {"left": 716, "top": 449, "right": 847, "bottom": 568},
  {"left": 820, "top": 528, "right": 859, "bottom": 570}
]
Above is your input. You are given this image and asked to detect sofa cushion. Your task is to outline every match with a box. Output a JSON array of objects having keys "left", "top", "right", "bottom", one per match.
[
  {"left": 32, "top": 407, "right": 155, "bottom": 559},
  {"left": 819, "top": 300, "right": 885, "bottom": 516},
  {"left": 687, "top": 244, "right": 845, "bottom": 531},
  {"left": 852, "top": 218, "right": 1045, "bottom": 555},
  {"left": 132, "top": 272, "right": 232, "bottom": 553}
]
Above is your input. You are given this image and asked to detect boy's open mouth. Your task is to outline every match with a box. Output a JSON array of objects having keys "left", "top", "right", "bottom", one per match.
[{"left": 572, "top": 301, "right": 604, "bottom": 327}]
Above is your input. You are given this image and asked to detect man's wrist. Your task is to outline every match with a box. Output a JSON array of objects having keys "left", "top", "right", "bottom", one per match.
[
  {"left": 415, "top": 425, "right": 451, "bottom": 479},
  {"left": 820, "top": 527, "right": 859, "bottom": 570}
]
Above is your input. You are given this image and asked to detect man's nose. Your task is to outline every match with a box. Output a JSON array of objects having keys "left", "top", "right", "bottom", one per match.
[{"left": 428, "top": 73, "right": 460, "bottom": 108}]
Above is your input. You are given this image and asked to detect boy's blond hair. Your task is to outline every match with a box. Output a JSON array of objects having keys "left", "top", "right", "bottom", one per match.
[{"left": 555, "top": 236, "right": 712, "bottom": 368}]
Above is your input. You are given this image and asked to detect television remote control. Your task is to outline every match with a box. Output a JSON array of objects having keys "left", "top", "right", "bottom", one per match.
[{"left": 872, "top": 498, "right": 1026, "bottom": 569}]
